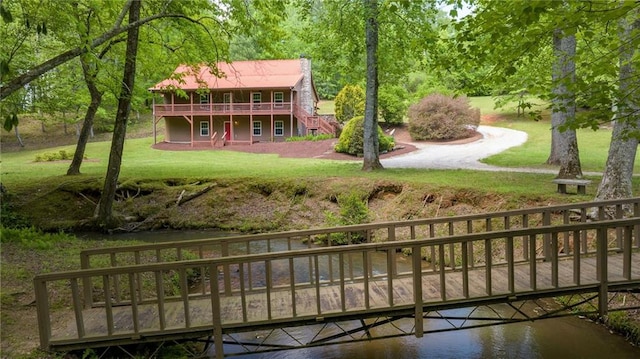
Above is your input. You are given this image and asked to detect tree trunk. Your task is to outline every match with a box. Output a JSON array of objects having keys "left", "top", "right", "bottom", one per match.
[
  {"left": 14, "top": 126, "right": 24, "bottom": 147},
  {"left": 548, "top": 28, "right": 582, "bottom": 178},
  {"left": 362, "top": 0, "right": 382, "bottom": 171},
  {"left": 595, "top": 10, "right": 639, "bottom": 201},
  {"left": 67, "top": 56, "right": 103, "bottom": 176},
  {"left": 96, "top": 0, "right": 141, "bottom": 229}
]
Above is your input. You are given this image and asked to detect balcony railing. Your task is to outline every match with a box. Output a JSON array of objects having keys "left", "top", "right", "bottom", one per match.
[{"left": 153, "top": 102, "right": 292, "bottom": 116}]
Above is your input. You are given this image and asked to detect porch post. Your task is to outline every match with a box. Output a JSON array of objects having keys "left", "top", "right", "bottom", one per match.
[
  {"left": 210, "top": 114, "right": 213, "bottom": 147},
  {"left": 152, "top": 95, "right": 156, "bottom": 144},
  {"left": 190, "top": 92, "right": 194, "bottom": 147},
  {"left": 290, "top": 88, "right": 295, "bottom": 136}
]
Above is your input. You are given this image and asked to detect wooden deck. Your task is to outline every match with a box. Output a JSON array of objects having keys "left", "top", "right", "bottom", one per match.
[{"left": 35, "top": 217, "right": 640, "bottom": 357}]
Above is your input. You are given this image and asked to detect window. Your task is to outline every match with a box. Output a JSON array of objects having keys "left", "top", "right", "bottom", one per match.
[
  {"left": 199, "top": 93, "right": 210, "bottom": 110},
  {"left": 252, "top": 92, "right": 262, "bottom": 109},
  {"left": 223, "top": 92, "right": 231, "bottom": 111},
  {"left": 253, "top": 121, "right": 262, "bottom": 136},
  {"left": 274, "top": 92, "right": 284, "bottom": 107},
  {"left": 274, "top": 120, "right": 284, "bottom": 136},
  {"left": 200, "top": 121, "right": 209, "bottom": 136}
]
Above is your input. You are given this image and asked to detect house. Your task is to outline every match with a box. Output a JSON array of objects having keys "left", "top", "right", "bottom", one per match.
[{"left": 149, "top": 58, "right": 336, "bottom": 147}]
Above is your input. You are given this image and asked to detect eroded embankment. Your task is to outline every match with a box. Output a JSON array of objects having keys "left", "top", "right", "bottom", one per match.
[{"left": 5, "top": 177, "right": 551, "bottom": 233}]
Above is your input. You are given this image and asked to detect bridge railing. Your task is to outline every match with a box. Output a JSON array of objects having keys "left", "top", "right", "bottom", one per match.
[
  {"left": 35, "top": 218, "right": 640, "bottom": 353},
  {"left": 78, "top": 198, "right": 640, "bottom": 307}
]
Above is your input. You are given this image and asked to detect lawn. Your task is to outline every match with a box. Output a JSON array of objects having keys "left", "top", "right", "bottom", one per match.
[
  {"left": 469, "top": 96, "right": 638, "bottom": 173},
  {"left": 2, "top": 95, "right": 639, "bottom": 198},
  {"left": 1, "top": 136, "right": 574, "bottom": 197}
]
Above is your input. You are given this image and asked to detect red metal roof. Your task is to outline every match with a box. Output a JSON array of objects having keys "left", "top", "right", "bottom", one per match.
[{"left": 150, "top": 59, "right": 305, "bottom": 91}]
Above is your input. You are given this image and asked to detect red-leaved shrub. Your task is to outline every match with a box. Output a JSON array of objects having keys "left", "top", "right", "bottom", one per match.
[{"left": 407, "top": 94, "right": 481, "bottom": 141}]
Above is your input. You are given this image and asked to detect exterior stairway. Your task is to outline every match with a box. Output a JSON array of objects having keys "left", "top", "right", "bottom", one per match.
[{"left": 293, "top": 105, "right": 337, "bottom": 136}]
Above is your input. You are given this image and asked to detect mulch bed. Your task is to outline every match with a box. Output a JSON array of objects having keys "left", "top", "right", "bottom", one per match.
[{"left": 152, "top": 139, "right": 418, "bottom": 160}]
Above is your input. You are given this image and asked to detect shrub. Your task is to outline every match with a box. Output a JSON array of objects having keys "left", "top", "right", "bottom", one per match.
[
  {"left": 379, "top": 85, "right": 408, "bottom": 125},
  {"left": 407, "top": 93, "right": 481, "bottom": 141},
  {"left": 334, "top": 116, "right": 394, "bottom": 156},
  {"left": 34, "top": 149, "right": 77, "bottom": 162},
  {"left": 334, "top": 84, "right": 365, "bottom": 124},
  {"left": 323, "top": 191, "right": 371, "bottom": 245},
  {"left": 285, "top": 133, "right": 334, "bottom": 142},
  {"left": 0, "top": 226, "right": 74, "bottom": 250}
]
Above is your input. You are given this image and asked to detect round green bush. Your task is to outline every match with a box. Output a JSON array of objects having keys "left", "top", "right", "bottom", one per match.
[
  {"left": 407, "top": 93, "right": 480, "bottom": 141},
  {"left": 334, "top": 84, "right": 365, "bottom": 124},
  {"left": 334, "top": 116, "right": 395, "bottom": 156}
]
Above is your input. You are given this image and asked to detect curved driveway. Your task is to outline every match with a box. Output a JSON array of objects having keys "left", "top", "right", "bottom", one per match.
[{"left": 382, "top": 125, "right": 555, "bottom": 173}]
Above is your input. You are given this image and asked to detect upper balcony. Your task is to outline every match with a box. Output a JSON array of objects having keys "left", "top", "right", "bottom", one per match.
[{"left": 153, "top": 102, "right": 293, "bottom": 117}]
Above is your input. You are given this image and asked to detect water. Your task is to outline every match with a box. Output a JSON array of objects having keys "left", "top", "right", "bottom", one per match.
[
  {"left": 87, "top": 230, "right": 640, "bottom": 358},
  {"left": 222, "top": 315, "right": 639, "bottom": 359}
]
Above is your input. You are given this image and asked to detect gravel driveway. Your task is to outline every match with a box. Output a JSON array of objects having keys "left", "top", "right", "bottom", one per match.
[{"left": 381, "top": 125, "right": 552, "bottom": 172}]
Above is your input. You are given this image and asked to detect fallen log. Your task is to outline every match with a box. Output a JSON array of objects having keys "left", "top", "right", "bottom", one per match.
[{"left": 176, "top": 184, "right": 216, "bottom": 207}]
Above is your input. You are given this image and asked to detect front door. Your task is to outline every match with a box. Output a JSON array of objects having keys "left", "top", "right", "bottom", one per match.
[{"left": 224, "top": 121, "right": 231, "bottom": 141}]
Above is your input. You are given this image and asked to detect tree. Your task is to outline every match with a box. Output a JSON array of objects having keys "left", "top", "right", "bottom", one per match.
[
  {"left": 594, "top": 8, "right": 639, "bottom": 201},
  {"left": 362, "top": 0, "right": 382, "bottom": 171},
  {"left": 67, "top": 55, "right": 102, "bottom": 176},
  {"left": 456, "top": 0, "right": 638, "bottom": 199},
  {"left": 95, "top": 0, "right": 141, "bottom": 229},
  {"left": 549, "top": 27, "right": 582, "bottom": 179},
  {"left": 298, "top": 0, "right": 438, "bottom": 170}
]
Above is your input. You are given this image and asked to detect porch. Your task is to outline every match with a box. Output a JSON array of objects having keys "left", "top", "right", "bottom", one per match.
[
  {"left": 152, "top": 103, "right": 337, "bottom": 147},
  {"left": 153, "top": 102, "right": 294, "bottom": 117}
]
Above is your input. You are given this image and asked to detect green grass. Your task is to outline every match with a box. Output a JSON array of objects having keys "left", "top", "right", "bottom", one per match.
[
  {"left": 480, "top": 113, "right": 638, "bottom": 173},
  {"left": 1, "top": 136, "right": 610, "bottom": 198},
  {"left": 317, "top": 100, "right": 335, "bottom": 114},
  {"left": 468, "top": 96, "right": 638, "bottom": 173},
  {"left": 469, "top": 95, "right": 548, "bottom": 116}
]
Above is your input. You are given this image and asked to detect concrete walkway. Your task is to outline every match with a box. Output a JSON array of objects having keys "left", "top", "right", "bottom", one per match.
[{"left": 382, "top": 125, "right": 556, "bottom": 173}]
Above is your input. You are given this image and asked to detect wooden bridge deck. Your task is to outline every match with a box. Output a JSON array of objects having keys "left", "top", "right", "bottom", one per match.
[{"left": 33, "top": 199, "right": 640, "bottom": 356}]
